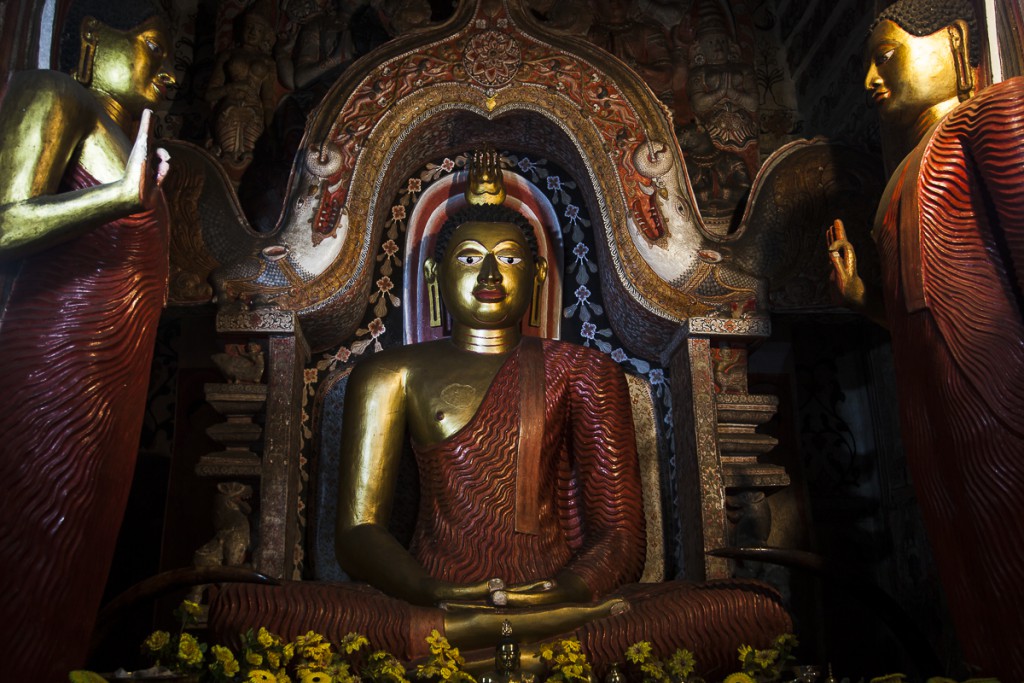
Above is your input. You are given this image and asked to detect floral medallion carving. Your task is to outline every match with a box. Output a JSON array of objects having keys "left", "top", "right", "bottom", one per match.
[{"left": 463, "top": 30, "right": 521, "bottom": 87}]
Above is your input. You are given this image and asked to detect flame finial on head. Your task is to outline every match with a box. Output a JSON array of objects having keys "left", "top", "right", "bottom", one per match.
[{"left": 467, "top": 148, "right": 506, "bottom": 206}]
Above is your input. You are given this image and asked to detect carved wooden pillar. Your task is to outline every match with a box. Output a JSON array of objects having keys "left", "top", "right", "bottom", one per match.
[
  {"left": 664, "top": 315, "right": 788, "bottom": 581},
  {"left": 206, "top": 307, "right": 309, "bottom": 580}
]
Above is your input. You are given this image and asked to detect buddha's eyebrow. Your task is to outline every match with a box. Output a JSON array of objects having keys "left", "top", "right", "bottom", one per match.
[{"left": 453, "top": 239, "right": 525, "bottom": 251}]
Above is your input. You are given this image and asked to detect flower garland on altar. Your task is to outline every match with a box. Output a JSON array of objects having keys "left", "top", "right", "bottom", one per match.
[{"left": 72, "top": 601, "right": 802, "bottom": 683}]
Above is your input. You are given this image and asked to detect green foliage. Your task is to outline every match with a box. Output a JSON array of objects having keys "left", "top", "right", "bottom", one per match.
[
  {"left": 362, "top": 650, "right": 411, "bottom": 683},
  {"left": 737, "top": 634, "right": 798, "bottom": 683}
]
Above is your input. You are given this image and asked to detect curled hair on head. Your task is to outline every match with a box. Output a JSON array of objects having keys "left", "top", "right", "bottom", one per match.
[
  {"left": 59, "top": 0, "right": 163, "bottom": 74},
  {"left": 433, "top": 204, "right": 540, "bottom": 263},
  {"left": 872, "top": 0, "right": 981, "bottom": 66}
]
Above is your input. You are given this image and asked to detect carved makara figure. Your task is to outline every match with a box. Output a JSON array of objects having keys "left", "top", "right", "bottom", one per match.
[
  {"left": 827, "top": 0, "right": 1024, "bottom": 678},
  {"left": 212, "top": 342, "right": 266, "bottom": 384},
  {"left": 0, "top": 0, "right": 173, "bottom": 679},
  {"left": 209, "top": 153, "right": 790, "bottom": 678}
]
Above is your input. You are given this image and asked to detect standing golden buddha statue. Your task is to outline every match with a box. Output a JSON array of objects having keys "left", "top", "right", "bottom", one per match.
[
  {"left": 210, "top": 152, "right": 790, "bottom": 678},
  {"left": 827, "top": 0, "right": 1024, "bottom": 678},
  {"left": 0, "top": 1, "right": 173, "bottom": 680}
]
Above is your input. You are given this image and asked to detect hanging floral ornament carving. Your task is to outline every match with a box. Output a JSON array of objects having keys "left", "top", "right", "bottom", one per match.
[{"left": 463, "top": 30, "right": 521, "bottom": 88}]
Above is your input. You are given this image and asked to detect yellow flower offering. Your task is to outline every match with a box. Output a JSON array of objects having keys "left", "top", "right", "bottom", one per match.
[{"left": 143, "top": 631, "right": 170, "bottom": 652}]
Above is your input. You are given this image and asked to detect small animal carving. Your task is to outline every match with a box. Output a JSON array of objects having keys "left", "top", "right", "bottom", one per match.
[
  {"left": 712, "top": 345, "right": 747, "bottom": 394},
  {"left": 212, "top": 343, "right": 265, "bottom": 383},
  {"left": 188, "top": 481, "right": 253, "bottom": 602},
  {"left": 194, "top": 481, "right": 253, "bottom": 568}
]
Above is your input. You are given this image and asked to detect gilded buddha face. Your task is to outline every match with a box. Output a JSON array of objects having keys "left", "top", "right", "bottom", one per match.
[
  {"left": 864, "top": 19, "right": 961, "bottom": 130},
  {"left": 88, "top": 15, "right": 175, "bottom": 115},
  {"left": 435, "top": 221, "right": 545, "bottom": 330}
]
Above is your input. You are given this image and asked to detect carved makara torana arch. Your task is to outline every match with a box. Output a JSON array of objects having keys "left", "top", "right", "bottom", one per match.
[
  {"left": 206, "top": 0, "right": 790, "bottom": 582},
  {"left": 215, "top": 0, "right": 769, "bottom": 351}
]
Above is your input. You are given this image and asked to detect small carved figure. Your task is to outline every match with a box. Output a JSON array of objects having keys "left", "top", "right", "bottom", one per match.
[
  {"left": 480, "top": 621, "right": 536, "bottom": 683},
  {"left": 206, "top": 9, "right": 278, "bottom": 170},
  {"left": 188, "top": 481, "right": 253, "bottom": 603},
  {"left": 276, "top": 0, "right": 355, "bottom": 92},
  {"left": 826, "top": 0, "right": 1024, "bottom": 677},
  {"left": 603, "top": 663, "right": 627, "bottom": 683},
  {"left": 687, "top": 1, "right": 758, "bottom": 150},
  {"left": 683, "top": 0, "right": 758, "bottom": 227},
  {"left": 588, "top": 0, "right": 677, "bottom": 103},
  {"left": 202, "top": 481, "right": 254, "bottom": 567},
  {"left": 711, "top": 345, "right": 746, "bottom": 394},
  {"left": 212, "top": 342, "right": 266, "bottom": 384}
]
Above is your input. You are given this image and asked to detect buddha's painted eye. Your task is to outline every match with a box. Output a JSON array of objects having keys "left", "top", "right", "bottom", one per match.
[
  {"left": 875, "top": 48, "right": 895, "bottom": 66},
  {"left": 497, "top": 255, "right": 522, "bottom": 265},
  {"left": 457, "top": 254, "right": 482, "bottom": 265},
  {"left": 144, "top": 37, "right": 164, "bottom": 56}
]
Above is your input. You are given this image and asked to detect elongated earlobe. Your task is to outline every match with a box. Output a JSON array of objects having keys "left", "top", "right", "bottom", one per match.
[
  {"left": 948, "top": 20, "right": 974, "bottom": 102},
  {"left": 528, "top": 258, "right": 547, "bottom": 328},
  {"left": 72, "top": 17, "right": 100, "bottom": 86},
  {"left": 424, "top": 258, "right": 443, "bottom": 328}
]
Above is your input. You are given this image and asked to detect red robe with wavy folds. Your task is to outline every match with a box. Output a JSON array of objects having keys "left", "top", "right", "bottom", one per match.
[
  {"left": 0, "top": 166, "right": 168, "bottom": 683},
  {"left": 210, "top": 340, "right": 790, "bottom": 677},
  {"left": 875, "top": 77, "right": 1024, "bottom": 680}
]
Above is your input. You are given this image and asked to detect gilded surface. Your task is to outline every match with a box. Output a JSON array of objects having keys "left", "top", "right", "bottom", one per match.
[
  {"left": 625, "top": 373, "right": 665, "bottom": 584},
  {"left": 686, "top": 337, "right": 729, "bottom": 579}
]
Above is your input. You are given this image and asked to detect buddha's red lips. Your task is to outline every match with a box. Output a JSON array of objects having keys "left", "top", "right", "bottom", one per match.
[{"left": 474, "top": 288, "right": 505, "bottom": 302}]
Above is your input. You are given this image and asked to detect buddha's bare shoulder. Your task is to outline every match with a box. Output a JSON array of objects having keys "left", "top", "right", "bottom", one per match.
[
  {"left": 2, "top": 70, "right": 96, "bottom": 114},
  {"left": 347, "top": 339, "right": 458, "bottom": 385}
]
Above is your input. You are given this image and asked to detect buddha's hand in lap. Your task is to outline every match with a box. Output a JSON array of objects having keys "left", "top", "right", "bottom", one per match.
[
  {"left": 424, "top": 577, "right": 505, "bottom": 605},
  {"left": 442, "top": 574, "right": 624, "bottom": 612}
]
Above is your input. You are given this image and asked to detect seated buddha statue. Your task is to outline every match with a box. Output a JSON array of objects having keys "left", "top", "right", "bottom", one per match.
[{"left": 209, "top": 153, "right": 791, "bottom": 678}]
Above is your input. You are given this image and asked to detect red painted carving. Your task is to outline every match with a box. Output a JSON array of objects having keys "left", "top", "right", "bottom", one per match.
[{"left": 308, "top": 17, "right": 658, "bottom": 242}]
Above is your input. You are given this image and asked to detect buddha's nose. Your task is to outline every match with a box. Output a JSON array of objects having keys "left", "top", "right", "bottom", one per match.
[
  {"left": 865, "top": 65, "right": 881, "bottom": 92},
  {"left": 478, "top": 253, "right": 502, "bottom": 284}
]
